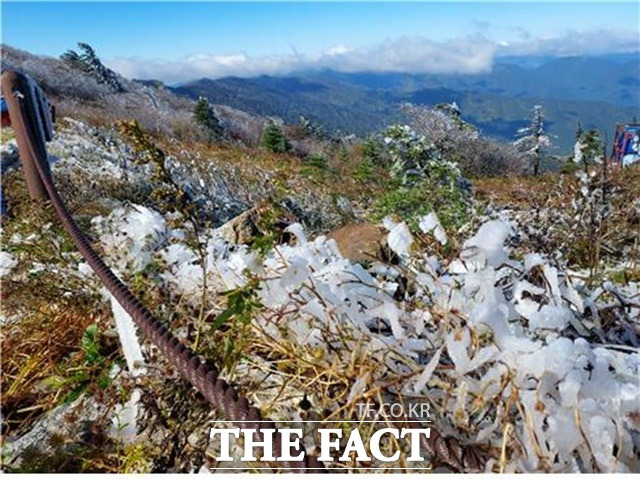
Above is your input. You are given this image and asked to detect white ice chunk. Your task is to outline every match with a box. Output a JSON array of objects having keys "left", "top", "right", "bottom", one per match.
[
  {"left": 284, "top": 222, "right": 307, "bottom": 245},
  {"left": 419, "top": 212, "right": 448, "bottom": 245},
  {"left": 463, "top": 220, "right": 512, "bottom": 268},
  {"left": 0, "top": 252, "right": 18, "bottom": 277},
  {"left": 413, "top": 346, "right": 443, "bottom": 393},
  {"left": 110, "top": 295, "right": 146, "bottom": 377},
  {"left": 387, "top": 221, "right": 413, "bottom": 257},
  {"left": 110, "top": 387, "right": 142, "bottom": 443}
]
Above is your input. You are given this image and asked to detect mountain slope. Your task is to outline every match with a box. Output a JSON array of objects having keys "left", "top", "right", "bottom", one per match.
[
  {"left": 172, "top": 76, "right": 402, "bottom": 135},
  {"left": 174, "top": 54, "right": 640, "bottom": 152}
]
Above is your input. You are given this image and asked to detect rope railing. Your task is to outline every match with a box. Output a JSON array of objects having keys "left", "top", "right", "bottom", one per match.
[{"left": 1, "top": 70, "right": 485, "bottom": 473}]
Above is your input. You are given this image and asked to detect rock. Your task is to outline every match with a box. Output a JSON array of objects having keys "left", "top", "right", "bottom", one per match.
[
  {"left": 214, "top": 206, "right": 261, "bottom": 245},
  {"left": 329, "top": 223, "right": 385, "bottom": 263},
  {"left": 4, "top": 395, "right": 105, "bottom": 470},
  {"left": 336, "top": 196, "right": 355, "bottom": 217}
]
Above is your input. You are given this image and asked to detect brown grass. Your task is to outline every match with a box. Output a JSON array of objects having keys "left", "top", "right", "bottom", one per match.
[
  {"left": 0, "top": 299, "right": 107, "bottom": 435},
  {"left": 474, "top": 164, "right": 640, "bottom": 208},
  {"left": 474, "top": 164, "right": 640, "bottom": 276}
]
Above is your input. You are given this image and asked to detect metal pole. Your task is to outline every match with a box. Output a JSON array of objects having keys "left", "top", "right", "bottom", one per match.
[{"left": 1, "top": 70, "right": 50, "bottom": 200}]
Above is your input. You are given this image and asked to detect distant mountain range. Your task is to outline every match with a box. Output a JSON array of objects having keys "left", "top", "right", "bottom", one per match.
[{"left": 173, "top": 53, "right": 640, "bottom": 152}]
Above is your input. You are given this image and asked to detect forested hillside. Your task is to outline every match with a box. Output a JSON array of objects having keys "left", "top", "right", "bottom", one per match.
[{"left": 174, "top": 53, "right": 640, "bottom": 152}]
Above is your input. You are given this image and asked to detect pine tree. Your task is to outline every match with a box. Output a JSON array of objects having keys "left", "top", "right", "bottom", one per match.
[
  {"left": 60, "top": 50, "right": 84, "bottom": 70},
  {"left": 261, "top": 124, "right": 290, "bottom": 153},
  {"left": 514, "top": 105, "right": 551, "bottom": 176},
  {"left": 61, "top": 43, "right": 124, "bottom": 92},
  {"left": 193, "top": 97, "right": 223, "bottom": 141},
  {"left": 575, "top": 129, "right": 603, "bottom": 171},
  {"left": 297, "top": 114, "right": 324, "bottom": 139}
]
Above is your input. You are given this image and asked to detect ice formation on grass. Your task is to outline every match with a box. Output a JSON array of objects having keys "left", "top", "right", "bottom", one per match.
[
  {"left": 91, "top": 205, "right": 159, "bottom": 444},
  {"left": 110, "top": 387, "right": 142, "bottom": 443},
  {"left": 419, "top": 212, "right": 448, "bottom": 245},
  {"left": 0, "top": 251, "right": 18, "bottom": 277},
  {"left": 90, "top": 203, "right": 638, "bottom": 473},
  {"left": 92, "top": 204, "right": 168, "bottom": 272},
  {"left": 109, "top": 295, "right": 146, "bottom": 377},
  {"left": 38, "top": 119, "right": 636, "bottom": 471},
  {"left": 383, "top": 218, "right": 413, "bottom": 257},
  {"left": 86, "top": 199, "right": 640, "bottom": 471},
  {"left": 107, "top": 278, "right": 148, "bottom": 445}
]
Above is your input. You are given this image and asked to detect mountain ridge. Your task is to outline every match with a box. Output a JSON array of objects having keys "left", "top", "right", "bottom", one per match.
[{"left": 173, "top": 53, "right": 640, "bottom": 152}]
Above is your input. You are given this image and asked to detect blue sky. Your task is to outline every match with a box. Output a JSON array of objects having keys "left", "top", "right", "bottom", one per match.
[{"left": 3, "top": 2, "right": 639, "bottom": 82}]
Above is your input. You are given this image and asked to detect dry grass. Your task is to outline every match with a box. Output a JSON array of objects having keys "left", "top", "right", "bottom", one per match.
[
  {"left": 474, "top": 164, "right": 640, "bottom": 276},
  {"left": 159, "top": 136, "right": 386, "bottom": 205},
  {"left": 0, "top": 300, "right": 112, "bottom": 434},
  {"left": 0, "top": 170, "right": 169, "bottom": 472},
  {"left": 202, "top": 298, "right": 445, "bottom": 471},
  {"left": 475, "top": 164, "right": 640, "bottom": 209},
  {"left": 1, "top": 172, "right": 112, "bottom": 466}
]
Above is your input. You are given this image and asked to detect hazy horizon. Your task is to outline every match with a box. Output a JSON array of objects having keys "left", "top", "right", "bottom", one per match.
[{"left": 3, "top": 1, "right": 639, "bottom": 83}]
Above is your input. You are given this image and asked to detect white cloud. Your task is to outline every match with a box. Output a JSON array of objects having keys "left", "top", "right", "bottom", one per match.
[
  {"left": 324, "top": 44, "right": 353, "bottom": 56},
  {"left": 106, "top": 35, "right": 497, "bottom": 83},
  {"left": 317, "top": 36, "right": 497, "bottom": 75},
  {"left": 496, "top": 28, "right": 640, "bottom": 57},
  {"left": 104, "top": 29, "right": 639, "bottom": 84}
]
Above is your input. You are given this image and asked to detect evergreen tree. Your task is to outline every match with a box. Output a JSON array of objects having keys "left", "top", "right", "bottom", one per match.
[
  {"left": 60, "top": 50, "right": 84, "bottom": 70},
  {"left": 193, "top": 97, "right": 223, "bottom": 141},
  {"left": 574, "top": 129, "right": 603, "bottom": 171},
  {"left": 514, "top": 105, "right": 551, "bottom": 176},
  {"left": 261, "top": 124, "right": 290, "bottom": 153},
  {"left": 61, "top": 43, "right": 124, "bottom": 92},
  {"left": 361, "top": 135, "right": 382, "bottom": 163}
]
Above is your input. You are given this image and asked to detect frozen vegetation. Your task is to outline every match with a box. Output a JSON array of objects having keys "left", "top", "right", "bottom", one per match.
[
  {"left": 2, "top": 114, "right": 637, "bottom": 472},
  {"left": 1, "top": 45, "right": 638, "bottom": 472},
  {"left": 94, "top": 204, "right": 639, "bottom": 472}
]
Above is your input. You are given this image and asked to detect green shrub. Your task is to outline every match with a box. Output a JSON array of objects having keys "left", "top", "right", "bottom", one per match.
[
  {"left": 300, "top": 153, "right": 329, "bottom": 180},
  {"left": 354, "top": 157, "right": 375, "bottom": 182},
  {"left": 560, "top": 159, "right": 580, "bottom": 174},
  {"left": 373, "top": 176, "right": 470, "bottom": 233},
  {"left": 361, "top": 136, "right": 383, "bottom": 163},
  {"left": 261, "top": 124, "right": 291, "bottom": 153},
  {"left": 373, "top": 124, "right": 472, "bottom": 232},
  {"left": 574, "top": 129, "right": 603, "bottom": 171}
]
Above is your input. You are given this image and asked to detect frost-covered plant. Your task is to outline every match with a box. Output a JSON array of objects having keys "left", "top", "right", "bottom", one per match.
[
  {"left": 2, "top": 46, "right": 113, "bottom": 101},
  {"left": 401, "top": 102, "right": 478, "bottom": 148},
  {"left": 375, "top": 125, "right": 472, "bottom": 232},
  {"left": 573, "top": 129, "right": 604, "bottom": 172},
  {"left": 514, "top": 105, "right": 552, "bottom": 176},
  {"left": 295, "top": 114, "right": 325, "bottom": 140},
  {"left": 93, "top": 199, "right": 639, "bottom": 472},
  {"left": 570, "top": 168, "right": 611, "bottom": 275},
  {"left": 61, "top": 43, "right": 125, "bottom": 93},
  {"left": 383, "top": 124, "right": 445, "bottom": 183},
  {"left": 373, "top": 176, "right": 470, "bottom": 233},
  {"left": 400, "top": 103, "right": 525, "bottom": 178}
]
